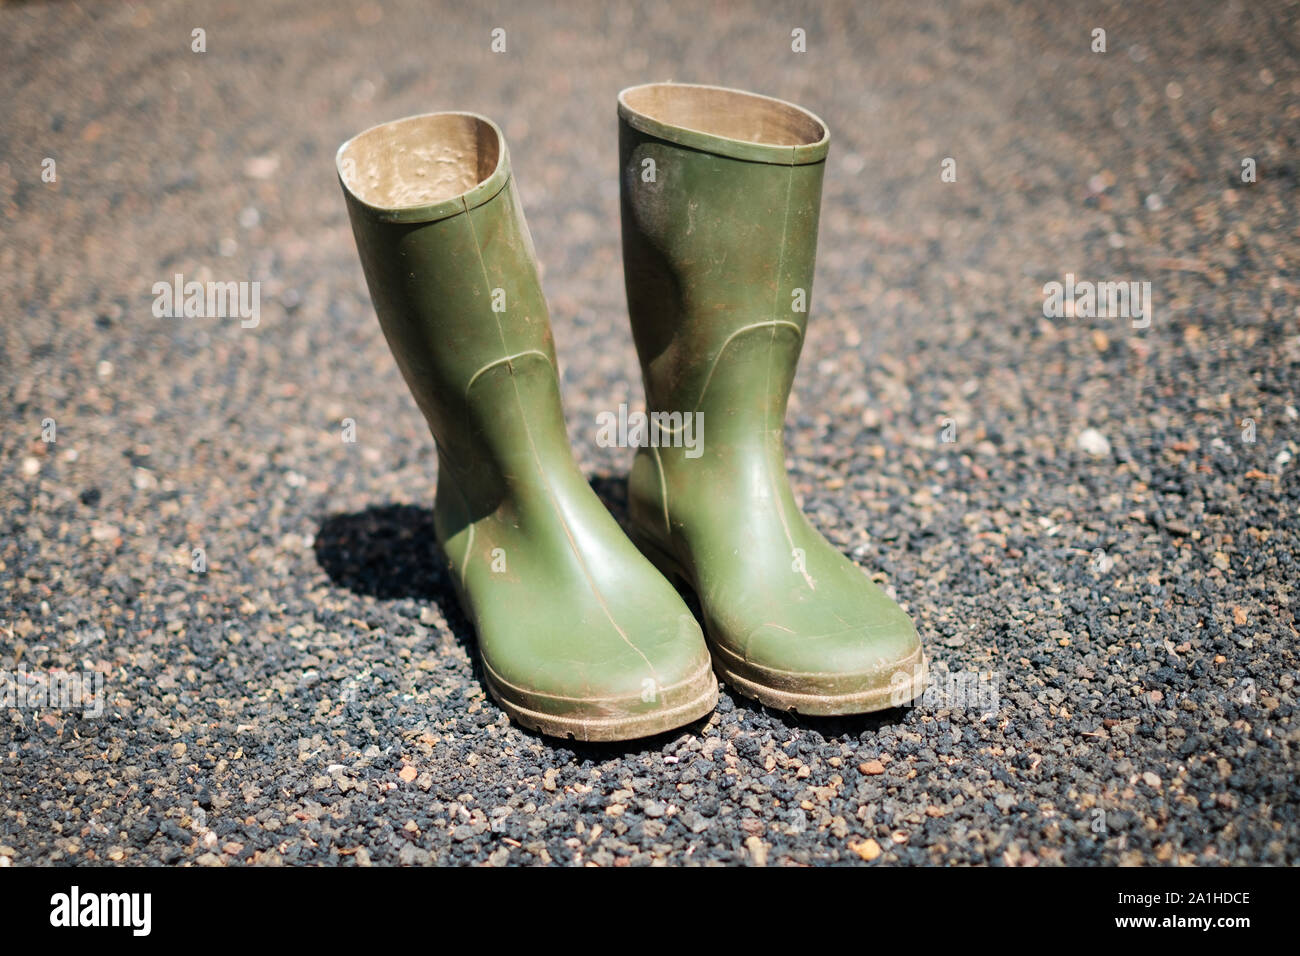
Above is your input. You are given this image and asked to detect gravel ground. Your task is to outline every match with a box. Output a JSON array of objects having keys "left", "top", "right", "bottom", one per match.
[{"left": 1, "top": 0, "right": 1298, "bottom": 866}]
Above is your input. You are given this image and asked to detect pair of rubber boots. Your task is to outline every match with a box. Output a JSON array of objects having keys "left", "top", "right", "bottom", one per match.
[{"left": 336, "top": 83, "right": 926, "bottom": 741}]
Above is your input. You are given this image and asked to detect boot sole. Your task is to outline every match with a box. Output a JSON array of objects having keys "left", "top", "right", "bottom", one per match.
[
  {"left": 480, "top": 655, "right": 719, "bottom": 743},
  {"left": 632, "top": 531, "right": 928, "bottom": 716},
  {"left": 709, "top": 641, "right": 928, "bottom": 716}
]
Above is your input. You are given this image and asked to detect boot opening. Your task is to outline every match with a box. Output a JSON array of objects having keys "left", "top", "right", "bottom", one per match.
[
  {"left": 621, "top": 84, "right": 825, "bottom": 147},
  {"left": 338, "top": 113, "right": 501, "bottom": 209}
]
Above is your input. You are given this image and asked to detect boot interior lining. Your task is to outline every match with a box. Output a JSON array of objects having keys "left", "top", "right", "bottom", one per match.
[
  {"left": 622, "top": 85, "right": 824, "bottom": 147},
  {"left": 339, "top": 114, "right": 500, "bottom": 209}
]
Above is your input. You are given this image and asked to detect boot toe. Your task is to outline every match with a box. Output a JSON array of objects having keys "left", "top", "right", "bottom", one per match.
[
  {"left": 709, "top": 604, "right": 926, "bottom": 716},
  {"left": 479, "top": 606, "right": 717, "bottom": 742}
]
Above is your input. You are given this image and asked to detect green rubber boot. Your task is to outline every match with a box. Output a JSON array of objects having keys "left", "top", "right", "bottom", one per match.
[
  {"left": 618, "top": 84, "right": 927, "bottom": 715},
  {"left": 337, "top": 112, "right": 717, "bottom": 741}
]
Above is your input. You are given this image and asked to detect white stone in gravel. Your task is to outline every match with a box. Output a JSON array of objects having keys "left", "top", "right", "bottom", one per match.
[
  {"left": 1077, "top": 428, "right": 1111, "bottom": 457},
  {"left": 243, "top": 154, "right": 279, "bottom": 179}
]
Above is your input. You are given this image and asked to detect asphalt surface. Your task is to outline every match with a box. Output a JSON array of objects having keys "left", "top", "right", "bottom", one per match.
[{"left": 1, "top": 0, "right": 1297, "bottom": 866}]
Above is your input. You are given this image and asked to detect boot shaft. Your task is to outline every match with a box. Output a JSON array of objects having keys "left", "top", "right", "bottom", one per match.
[
  {"left": 618, "top": 84, "right": 830, "bottom": 440},
  {"left": 337, "top": 113, "right": 571, "bottom": 513}
]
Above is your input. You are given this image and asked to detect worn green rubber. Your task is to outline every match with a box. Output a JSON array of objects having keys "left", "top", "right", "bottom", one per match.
[
  {"left": 337, "top": 112, "right": 717, "bottom": 741},
  {"left": 618, "top": 84, "right": 927, "bottom": 715}
]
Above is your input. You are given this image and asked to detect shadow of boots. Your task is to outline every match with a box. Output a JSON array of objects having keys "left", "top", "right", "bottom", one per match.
[
  {"left": 314, "top": 504, "right": 475, "bottom": 652},
  {"left": 586, "top": 472, "right": 629, "bottom": 527}
]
